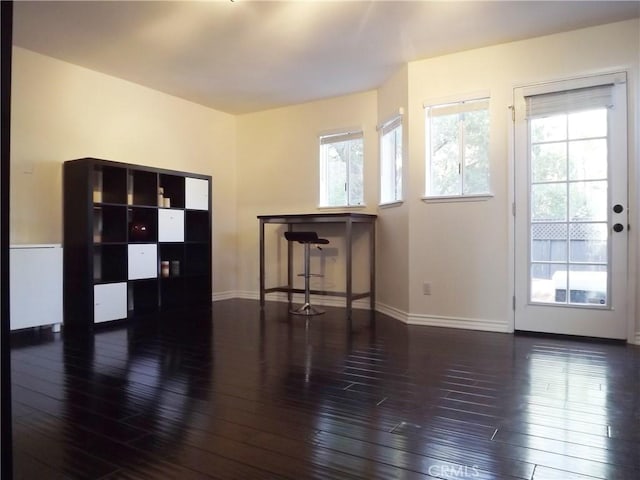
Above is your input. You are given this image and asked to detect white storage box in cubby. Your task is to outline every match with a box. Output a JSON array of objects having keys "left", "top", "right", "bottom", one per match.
[
  {"left": 158, "top": 209, "right": 184, "bottom": 242},
  {"left": 128, "top": 244, "right": 158, "bottom": 280},
  {"left": 94, "top": 282, "right": 127, "bottom": 323},
  {"left": 185, "top": 177, "right": 209, "bottom": 210}
]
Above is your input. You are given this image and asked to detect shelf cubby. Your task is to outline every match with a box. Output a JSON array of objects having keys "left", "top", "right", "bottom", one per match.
[
  {"left": 186, "top": 210, "right": 210, "bottom": 242},
  {"left": 93, "top": 244, "right": 127, "bottom": 283},
  {"left": 94, "top": 165, "right": 127, "bottom": 204},
  {"left": 93, "top": 205, "right": 127, "bottom": 243},
  {"left": 159, "top": 244, "right": 185, "bottom": 276},
  {"left": 130, "top": 169, "right": 158, "bottom": 206},
  {"left": 128, "top": 207, "right": 158, "bottom": 243},
  {"left": 185, "top": 243, "right": 210, "bottom": 277},
  {"left": 128, "top": 279, "right": 159, "bottom": 316},
  {"left": 160, "top": 278, "right": 185, "bottom": 309},
  {"left": 159, "top": 174, "right": 185, "bottom": 209}
]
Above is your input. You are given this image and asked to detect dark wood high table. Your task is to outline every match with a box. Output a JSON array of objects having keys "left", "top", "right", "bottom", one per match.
[{"left": 258, "top": 213, "right": 377, "bottom": 318}]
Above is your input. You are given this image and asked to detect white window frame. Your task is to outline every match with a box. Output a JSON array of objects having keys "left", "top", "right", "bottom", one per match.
[
  {"left": 379, "top": 115, "right": 403, "bottom": 206},
  {"left": 424, "top": 95, "right": 492, "bottom": 202},
  {"left": 319, "top": 129, "right": 364, "bottom": 208}
]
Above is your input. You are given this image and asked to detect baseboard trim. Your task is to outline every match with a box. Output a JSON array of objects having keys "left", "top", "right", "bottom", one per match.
[
  {"left": 219, "top": 294, "right": 640, "bottom": 342},
  {"left": 407, "top": 313, "right": 510, "bottom": 333},
  {"left": 213, "top": 290, "right": 510, "bottom": 334},
  {"left": 214, "top": 294, "right": 637, "bottom": 341},
  {"left": 212, "top": 291, "right": 239, "bottom": 302},
  {"left": 374, "top": 302, "right": 409, "bottom": 323},
  {"left": 219, "top": 294, "right": 509, "bottom": 333},
  {"left": 229, "top": 290, "right": 258, "bottom": 301}
]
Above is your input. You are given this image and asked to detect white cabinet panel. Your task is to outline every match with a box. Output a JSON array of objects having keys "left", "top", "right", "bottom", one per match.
[
  {"left": 128, "top": 244, "right": 158, "bottom": 280},
  {"left": 185, "top": 177, "right": 209, "bottom": 211},
  {"left": 94, "top": 283, "right": 127, "bottom": 323},
  {"left": 158, "top": 209, "right": 184, "bottom": 242},
  {"left": 10, "top": 244, "right": 63, "bottom": 330}
]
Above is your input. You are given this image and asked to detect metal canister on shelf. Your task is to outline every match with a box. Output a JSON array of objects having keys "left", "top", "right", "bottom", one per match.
[{"left": 171, "top": 260, "right": 180, "bottom": 276}]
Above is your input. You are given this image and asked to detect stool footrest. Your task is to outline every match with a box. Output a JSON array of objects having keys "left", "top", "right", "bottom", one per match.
[
  {"left": 290, "top": 303, "right": 325, "bottom": 316},
  {"left": 296, "top": 273, "right": 324, "bottom": 278}
]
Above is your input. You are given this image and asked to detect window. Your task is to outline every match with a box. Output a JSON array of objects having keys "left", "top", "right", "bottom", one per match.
[
  {"left": 425, "top": 97, "right": 490, "bottom": 197},
  {"left": 319, "top": 130, "right": 364, "bottom": 207},
  {"left": 525, "top": 84, "right": 614, "bottom": 306},
  {"left": 379, "top": 116, "right": 403, "bottom": 204}
]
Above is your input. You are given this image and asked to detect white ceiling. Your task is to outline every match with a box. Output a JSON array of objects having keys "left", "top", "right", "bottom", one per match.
[{"left": 12, "top": 1, "right": 640, "bottom": 114}]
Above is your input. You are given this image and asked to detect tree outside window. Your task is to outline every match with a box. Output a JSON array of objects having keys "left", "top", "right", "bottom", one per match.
[
  {"left": 426, "top": 98, "right": 490, "bottom": 197},
  {"left": 319, "top": 131, "right": 363, "bottom": 207}
]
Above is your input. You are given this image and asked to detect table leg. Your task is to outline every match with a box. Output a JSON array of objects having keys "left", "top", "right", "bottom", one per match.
[
  {"left": 346, "top": 218, "right": 353, "bottom": 318},
  {"left": 287, "top": 225, "right": 293, "bottom": 305},
  {"left": 370, "top": 220, "right": 376, "bottom": 311},
  {"left": 259, "top": 219, "right": 265, "bottom": 308}
]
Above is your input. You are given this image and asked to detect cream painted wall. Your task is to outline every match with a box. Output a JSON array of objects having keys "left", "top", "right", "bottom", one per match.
[
  {"left": 405, "top": 19, "right": 639, "bottom": 335},
  {"left": 10, "top": 47, "right": 238, "bottom": 294},
  {"left": 376, "top": 64, "right": 410, "bottom": 317},
  {"left": 235, "top": 91, "right": 378, "bottom": 300}
]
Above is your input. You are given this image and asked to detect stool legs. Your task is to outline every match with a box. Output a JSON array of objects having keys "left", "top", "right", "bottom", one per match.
[{"left": 290, "top": 242, "right": 324, "bottom": 316}]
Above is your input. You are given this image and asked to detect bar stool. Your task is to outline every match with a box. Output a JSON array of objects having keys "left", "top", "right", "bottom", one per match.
[{"left": 284, "top": 231, "right": 329, "bottom": 316}]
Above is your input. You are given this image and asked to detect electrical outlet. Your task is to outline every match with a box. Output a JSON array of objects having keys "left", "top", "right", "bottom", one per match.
[{"left": 423, "top": 282, "right": 432, "bottom": 295}]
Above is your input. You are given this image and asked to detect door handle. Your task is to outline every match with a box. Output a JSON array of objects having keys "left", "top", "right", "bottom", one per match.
[
  {"left": 613, "top": 204, "right": 624, "bottom": 214},
  {"left": 613, "top": 223, "right": 624, "bottom": 233}
]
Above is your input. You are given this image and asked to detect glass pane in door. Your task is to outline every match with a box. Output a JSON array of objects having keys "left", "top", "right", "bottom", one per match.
[{"left": 529, "top": 108, "right": 609, "bottom": 306}]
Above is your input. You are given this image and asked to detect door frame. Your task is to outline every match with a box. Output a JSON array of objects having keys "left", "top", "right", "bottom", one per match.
[{"left": 508, "top": 69, "right": 636, "bottom": 343}]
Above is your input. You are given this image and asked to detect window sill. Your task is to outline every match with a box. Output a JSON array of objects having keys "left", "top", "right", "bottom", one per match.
[
  {"left": 378, "top": 200, "right": 404, "bottom": 209},
  {"left": 421, "top": 193, "right": 494, "bottom": 204},
  {"left": 317, "top": 204, "right": 367, "bottom": 211}
]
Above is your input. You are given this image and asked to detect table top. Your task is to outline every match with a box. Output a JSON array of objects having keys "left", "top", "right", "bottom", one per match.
[{"left": 258, "top": 212, "right": 377, "bottom": 223}]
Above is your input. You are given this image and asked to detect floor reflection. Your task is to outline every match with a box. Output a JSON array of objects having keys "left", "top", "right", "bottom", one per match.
[
  {"left": 60, "top": 316, "right": 213, "bottom": 474},
  {"left": 10, "top": 301, "right": 640, "bottom": 479},
  {"left": 509, "top": 338, "right": 639, "bottom": 479}
]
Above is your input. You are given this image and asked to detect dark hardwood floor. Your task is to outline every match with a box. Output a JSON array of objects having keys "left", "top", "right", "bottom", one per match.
[{"left": 10, "top": 299, "right": 640, "bottom": 479}]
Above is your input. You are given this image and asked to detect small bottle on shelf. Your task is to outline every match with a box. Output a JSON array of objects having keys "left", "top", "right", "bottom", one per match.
[{"left": 160, "top": 260, "right": 170, "bottom": 278}]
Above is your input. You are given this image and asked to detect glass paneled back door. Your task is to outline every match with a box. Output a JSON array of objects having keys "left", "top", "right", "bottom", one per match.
[{"left": 514, "top": 73, "right": 629, "bottom": 339}]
